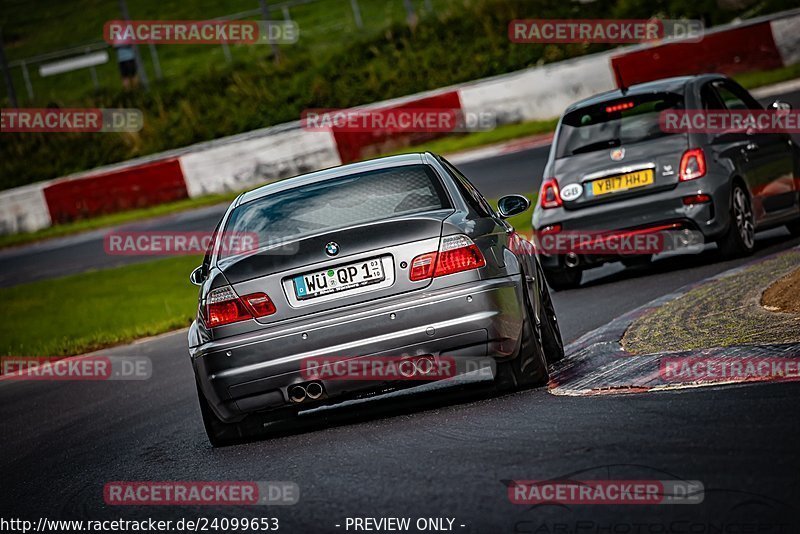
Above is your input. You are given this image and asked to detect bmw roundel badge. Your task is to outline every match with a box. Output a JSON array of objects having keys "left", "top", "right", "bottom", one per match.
[{"left": 325, "top": 242, "right": 340, "bottom": 256}]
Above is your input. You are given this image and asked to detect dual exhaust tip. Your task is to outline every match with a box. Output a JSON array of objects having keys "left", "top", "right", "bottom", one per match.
[
  {"left": 289, "top": 381, "right": 324, "bottom": 404},
  {"left": 399, "top": 355, "right": 436, "bottom": 378},
  {"left": 288, "top": 355, "right": 438, "bottom": 403}
]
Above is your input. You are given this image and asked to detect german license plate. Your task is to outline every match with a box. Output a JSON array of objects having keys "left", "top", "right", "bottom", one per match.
[
  {"left": 294, "top": 258, "right": 385, "bottom": 300},
  {"left": 591, "top": 169, "right": 654, "bottom": 196}
]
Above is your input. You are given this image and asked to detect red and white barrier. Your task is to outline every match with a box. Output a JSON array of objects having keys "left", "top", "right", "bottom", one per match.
[
  {"left": 609, "top": 15, "right": 797, "bottom": 87},
  {"left": 329, "top": 90, "right": 464, "bottom": 164},
  {"left": 43, "top": 158, "right": 188, "bottom": 224},
  {"left": 772, "top": 16, "right": 800, "bottom": 67},
  {"left": 459, "top": 51, "right": 617, "bottom": 124},
  {"left": 179, "top": 127, "right": 341, "bottom": 198},
  {"left": 0, "top": 183, "right": 51, "bottom": 234},
  {"left": 0, "top": 10, "right": 797, "bottom": 235}
]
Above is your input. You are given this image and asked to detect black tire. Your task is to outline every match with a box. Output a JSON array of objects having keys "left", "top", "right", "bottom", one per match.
[
  {"left": 620, "top": 254, "right": 653, "bottom": 268},
  {"left": 196, "top": 382, "right": 268, "bottom": 447},
  {"left": 538, "top": 278, "right": 564, "bottom": 364},
  {"left": 787, "top": 218, "right": 800, "bottom": 237},
  {"left": 543, "top": 268, "right": 582, "bottom": 291},
  {"left": 717, "top": 183, "right": 755, "bottom": 259},
  {"left": 494, "top": 286, "right": 549, "bottom": 392}
]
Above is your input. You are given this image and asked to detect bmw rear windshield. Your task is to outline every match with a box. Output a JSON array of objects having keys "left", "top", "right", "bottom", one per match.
[
  {"left": 219, "top": 164, "right": 451, "bottom": 260},
  {"left": 555, "top": 92, "right": 684, "bottom": 159}
]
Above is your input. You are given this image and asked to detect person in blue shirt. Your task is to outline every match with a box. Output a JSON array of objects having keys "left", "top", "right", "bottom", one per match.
[{"left": 115, "top": 45, "right": 137, "bottom": 89}]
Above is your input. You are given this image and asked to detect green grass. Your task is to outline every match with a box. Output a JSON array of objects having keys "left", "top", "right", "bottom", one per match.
[
  {"left": 0, "top": 191, "right": 239, "bottom": 249},
  {"left": 733, "top": 63, "right": 800, "bottom": 90},
  {"left": 0, "top": 255, "right": 202, "bottom": 357},
  {"left": 621, "top": 249, "right": 800, "bottom": 354}
]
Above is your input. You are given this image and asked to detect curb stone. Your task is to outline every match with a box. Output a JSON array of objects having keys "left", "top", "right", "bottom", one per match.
[{"left": 549, "top": 246, "right": 800, "bottom": 395}]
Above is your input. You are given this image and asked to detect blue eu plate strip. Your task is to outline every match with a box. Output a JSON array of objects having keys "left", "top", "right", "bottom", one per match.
[{"left": 294, "top": 276, "right": 308, "bottom": 297}]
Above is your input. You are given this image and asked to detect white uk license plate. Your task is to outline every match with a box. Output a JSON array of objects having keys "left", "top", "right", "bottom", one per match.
[{"left": 293, "top": 257, "right": 385, "bottom": 300}]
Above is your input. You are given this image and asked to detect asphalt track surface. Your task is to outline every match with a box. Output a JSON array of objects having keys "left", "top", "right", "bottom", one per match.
[{"left": 2, "top": 90, "right": 800, "bottom": 532}]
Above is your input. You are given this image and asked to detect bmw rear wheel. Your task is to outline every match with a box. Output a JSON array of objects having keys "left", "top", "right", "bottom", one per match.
[
  {"left": 196, "top": 382, "right": 271, "bottom": 447},
  {"left": 539, "top": 279, "right": 564, "bottom": 364},
  {"left": 494, "top": 283, "right": 549, "bottom": 391}
]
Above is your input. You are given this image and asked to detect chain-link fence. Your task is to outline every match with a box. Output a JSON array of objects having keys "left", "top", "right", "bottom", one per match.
[{"left": 0, "top": 0, "right": 445, "bottom": 106}]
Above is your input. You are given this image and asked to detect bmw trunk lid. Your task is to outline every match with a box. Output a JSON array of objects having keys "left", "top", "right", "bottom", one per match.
[{"left": 220, "top": 210, "right": 451, "bottom": 324}]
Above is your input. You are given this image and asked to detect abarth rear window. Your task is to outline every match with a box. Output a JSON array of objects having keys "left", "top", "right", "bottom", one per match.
[{"left": 556, "top": 93, "right": 684, "bottom": 159}]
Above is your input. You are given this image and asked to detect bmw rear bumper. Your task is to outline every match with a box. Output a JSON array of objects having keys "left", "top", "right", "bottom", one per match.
[{"left": 191, "top": 276, "right": 526, "bottom": 422}]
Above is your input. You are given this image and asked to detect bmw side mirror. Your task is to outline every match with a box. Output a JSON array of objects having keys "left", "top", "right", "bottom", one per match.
[
  {"left": 770, "top": 100, "right": 791, "bottom": 116},
  {"left": 189, "top": 266, "right": 206, "bottom": 286},
  {"left": 497, "top": 194, "right": 531, "bottom": 218}
]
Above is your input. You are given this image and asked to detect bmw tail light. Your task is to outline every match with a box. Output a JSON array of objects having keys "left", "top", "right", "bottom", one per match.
[
  {"left": 409, "top": 252, "right": 437, "bottom": 281},
  {"left": 205, "top": 286, "right": 250, "bottom": 327},
  {"left": 679, "top": 148, "right": 706, "bottom": 181},
  {"left": 434, "top": 235, "right": 486, "bottom": 277},
  {"left": 409, "top": 235, "right": 486, "bottom": 281},
  {"left": 204, "top": 287, "right": 275, "bottom": 327},
  {"left": 540, "top": 178, "right": 562, "bottom": 209},
  {"left": 241, "top": 293, "right": 276, "bottom": 317}
]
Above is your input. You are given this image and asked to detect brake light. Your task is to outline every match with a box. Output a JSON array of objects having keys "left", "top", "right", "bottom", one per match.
[
  {"left": 204, "top": 286, "right": 275, "bottom": 327},
  {"left": 540, "top": 178, "right": 562, "bottom": 209},
  {"left": 679, "top": 148, "right": 706, "bottom": 181},
  {"left": 408, "top": 235, "right": 486, "bottom": 281},
  {"left": 605, "top": 101, "right": 635, "bottom": 113}
]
